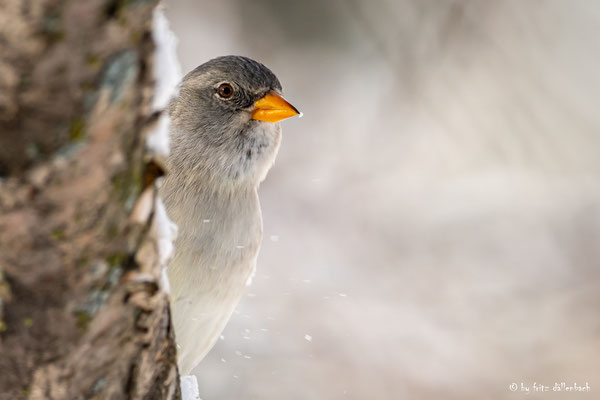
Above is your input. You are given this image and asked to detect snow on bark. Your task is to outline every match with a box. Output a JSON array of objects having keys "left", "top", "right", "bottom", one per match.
[
  {"left": 148, "top": 4, "right": 180, "bottom": 293},
  {"left": 147, "top": 4, "right": 182, "bottom": 158},
  {"left": 181, "top": 375, "right": 202, "bottom": 400},
  {"left": 150, "top": 5, "right": 200, "bottom": 398}
]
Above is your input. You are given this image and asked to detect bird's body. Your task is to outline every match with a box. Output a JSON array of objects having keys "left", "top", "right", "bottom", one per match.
[
  {"left": 163, "top": 178, "right": 262, "bottom": 373},
  {"left": 161, "top": 56, "right": 298, "bottom": 374}
]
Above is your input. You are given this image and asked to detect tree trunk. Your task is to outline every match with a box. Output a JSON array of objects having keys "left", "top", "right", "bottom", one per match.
[{"left": 0, "top": 1, "right": 180, "bottom": 399}]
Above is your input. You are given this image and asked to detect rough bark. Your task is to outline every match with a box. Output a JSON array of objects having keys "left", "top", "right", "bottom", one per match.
[{"left": 0, "top": 1, "right": 179, "bottom": 399}]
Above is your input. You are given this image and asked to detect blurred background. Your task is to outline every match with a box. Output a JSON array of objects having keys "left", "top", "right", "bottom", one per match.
[{"left": 165, "top": 1, "right": 600, "bottom": 399}]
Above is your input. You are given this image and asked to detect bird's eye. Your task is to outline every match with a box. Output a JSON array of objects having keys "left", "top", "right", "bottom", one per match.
[{"left": 217, "top": 83, "right": 234, "bottom": 99}]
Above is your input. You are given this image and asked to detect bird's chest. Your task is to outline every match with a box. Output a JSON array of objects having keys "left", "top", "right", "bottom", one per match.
[{"left": 168, "top": 191, "right": 263, "bottom": 295}]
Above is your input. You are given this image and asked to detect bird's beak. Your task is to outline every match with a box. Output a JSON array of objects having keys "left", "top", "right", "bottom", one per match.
[{"left": 251, "top": 91, "right": 300, "bottom": 123}]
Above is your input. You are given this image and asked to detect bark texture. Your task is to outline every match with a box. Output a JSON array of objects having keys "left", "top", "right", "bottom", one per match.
[{"left": 0, "top": 0, "right": 179, "bottom": 399}]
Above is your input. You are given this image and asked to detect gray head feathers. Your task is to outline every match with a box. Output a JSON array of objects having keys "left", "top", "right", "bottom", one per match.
[
  {"left": 185, "top": 56, "right": 282, "bottom": 94},
  {"left": 166, "top": 56, "right": 284, "bottom": 189}
]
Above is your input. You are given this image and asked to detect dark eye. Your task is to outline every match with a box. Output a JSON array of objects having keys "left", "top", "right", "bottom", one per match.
[{"left": 217, "top": 83, "right": 234, "bottom": 99}]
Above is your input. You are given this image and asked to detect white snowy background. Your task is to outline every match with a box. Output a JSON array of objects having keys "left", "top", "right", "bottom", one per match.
[{"left": 164, "top": 1, "right": 600, "bottom": 399}]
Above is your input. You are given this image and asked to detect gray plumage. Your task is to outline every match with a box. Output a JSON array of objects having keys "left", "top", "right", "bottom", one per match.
[{"left": 161, "top": 56, "right": 289, "bottom": 374}]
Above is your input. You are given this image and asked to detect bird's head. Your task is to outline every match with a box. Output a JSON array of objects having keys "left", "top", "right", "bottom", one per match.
[{"left": 168, "top": 55, "right": 299, "bottom": 187}]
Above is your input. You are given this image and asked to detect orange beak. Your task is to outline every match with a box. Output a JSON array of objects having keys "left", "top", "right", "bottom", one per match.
[{"left": 251, "top": 91, "right": 300, "bottom": 123}]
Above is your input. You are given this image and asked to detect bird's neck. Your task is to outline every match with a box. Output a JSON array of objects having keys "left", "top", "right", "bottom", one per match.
[{"left": 160, "top": 157, "right": 259, "bottom": 220}]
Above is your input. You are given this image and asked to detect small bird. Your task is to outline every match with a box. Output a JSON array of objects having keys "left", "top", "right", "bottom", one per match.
[{"left": 161, "top": 56, "right": 299, "bottom": 374}]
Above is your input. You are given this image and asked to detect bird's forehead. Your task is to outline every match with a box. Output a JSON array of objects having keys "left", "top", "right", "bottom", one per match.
[{"left": 183, "top": 56, "right": 282, "bottom": 91}]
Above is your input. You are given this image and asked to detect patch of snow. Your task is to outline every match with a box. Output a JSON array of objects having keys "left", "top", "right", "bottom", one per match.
[
  {"left": 148, "top": 4, "right": 181, "bottom": 296},
  {"left": 180, "top": 375, "right": 201, "bottom": 400},
  {"left": 151, "top": 5, "right": 182, "bottom": 112},
  {"left": 147, "top": 4, "right": 182, "bottom": 157},
  {"left": 160, "top": 265, "right": 171, "bottom": 293},
  {"left": 146, "top": 113, "right": 171, "bottom": 158},
  {"left": 154, "top": 196, "right": 178, "bottom": 266}
]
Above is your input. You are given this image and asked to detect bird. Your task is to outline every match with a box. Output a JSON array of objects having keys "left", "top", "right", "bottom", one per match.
[{"left": 160, "top": 55, "right": 300, "bottom": 375}]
